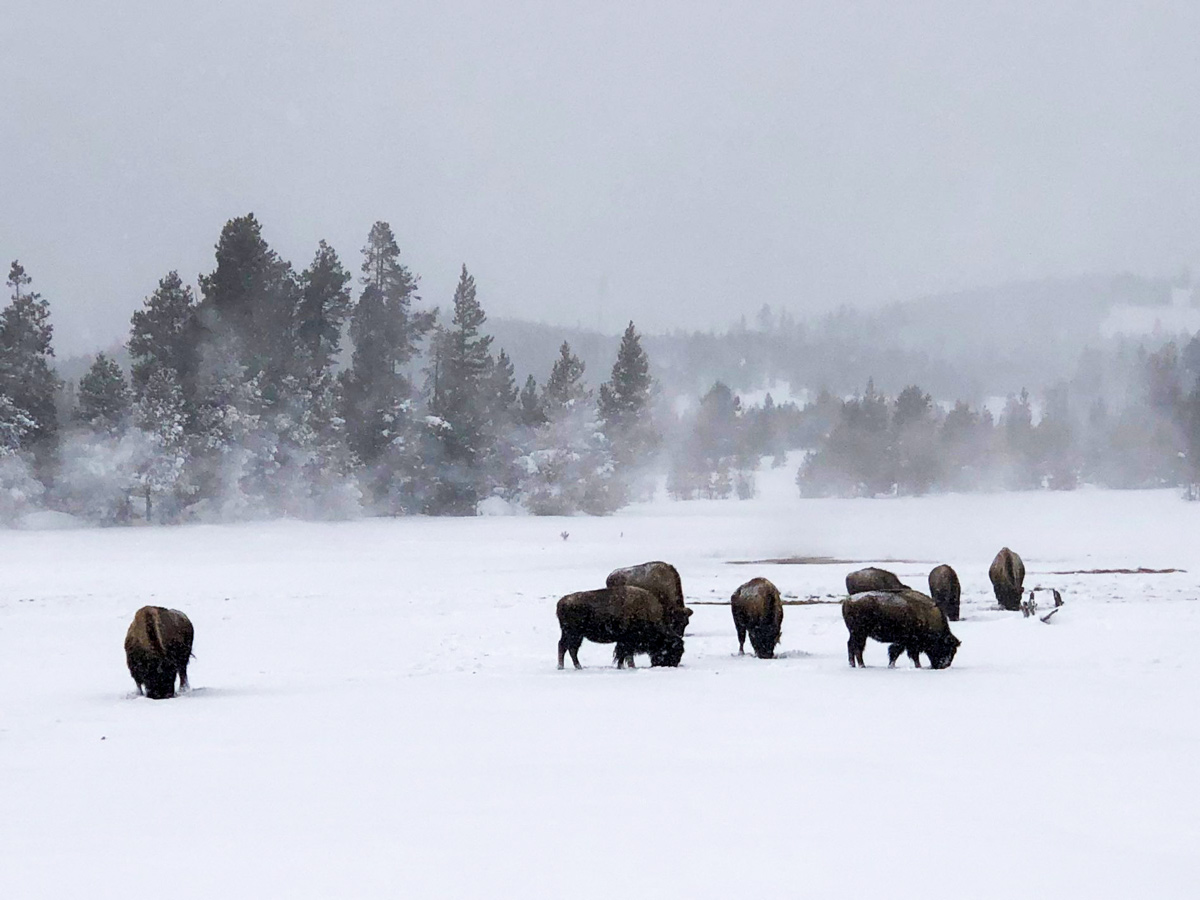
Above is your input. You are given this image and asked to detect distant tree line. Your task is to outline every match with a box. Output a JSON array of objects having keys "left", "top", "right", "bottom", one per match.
[
  {"left": 795, "top": 337, "right": 1200, "bottom": 496},
  {"left": 4, "top": 218, "right": 1200, "bottom": 524},
  {"left": 0, "top": 215, "right": 658, "bottom": 523}
]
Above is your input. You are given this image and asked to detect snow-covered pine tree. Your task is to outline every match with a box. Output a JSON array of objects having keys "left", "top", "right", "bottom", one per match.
[
  {"left": 76, "top": 353, "right": 131, "bottom": 433},
  {"left": 478, "top": 348, "right": 524, "bottom": 502},
  {"left": 341, "top": 222, "right": 434, "bottom": 506},
  {"left": 518, "top": 374, "right": 546, "bottom": 428},
  {"left": 423, "top": 265, "right": 494, "bottom": 514},
  {"left": 187, "top": 337, "right": 259, "bottom": 518},
  {"left": 543, "top": 341, "right": 589, "bottom": 413},
  {"left": 485, "top": 348, "right": 519, "bottom": 427},
  {"left": 597, "top": 321, "right": 658, "bottom": 497},
  {"left": 519, "top": 341, "right": 621, "bottom": 515},
  {"left": 0, "top": 261, "right": 61, "bottom": 450},
  {"left": 296, "top": 240, "right": 352, "bottom": 376},
  {"left": 0, "top": 394, "right": 42, "bottom": 522},
  {"left": 133, "top": 366, "right": 191, "bottom": 522},
  {"left": 128, "top": 271, "right": 200, "bottom": 406},
  {"left": 197, "top": 214, "right": 299, "bottom": 389}
]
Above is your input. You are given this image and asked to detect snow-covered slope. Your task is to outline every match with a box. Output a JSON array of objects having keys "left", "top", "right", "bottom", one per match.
[{"left": 2, "top": 478, "right": 1198, "bottom": 897}]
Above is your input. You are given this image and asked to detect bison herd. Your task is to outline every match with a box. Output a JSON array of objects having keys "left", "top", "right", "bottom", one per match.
[
  {"left": 556, "top": 547, "right": 1038, "bottom": 673},
  {"left": 121, "top": 548, "right": 1036, "bottom": 697}
]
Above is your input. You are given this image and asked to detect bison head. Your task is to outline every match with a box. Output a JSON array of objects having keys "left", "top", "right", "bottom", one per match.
[
  {"left": 142, "top": 659, "right": 179, "bottom": 699},
  {"left": 927, "top": 634, "right": 961, "bottom": 670},
  {"left": 649, "top": 635, "right": 685, "bottom": 667},
  {"left": 669, "top": 606, "right": 694, "bottom": 636}
]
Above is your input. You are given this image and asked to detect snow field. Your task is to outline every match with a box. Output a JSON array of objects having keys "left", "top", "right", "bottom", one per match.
[{"left": 2, "top": 479, "right": 1198, "bottom": 897}]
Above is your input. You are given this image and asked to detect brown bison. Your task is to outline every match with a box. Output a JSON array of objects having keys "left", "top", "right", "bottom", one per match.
[
  {"left": 928, "top": 564, "right": 961, "bottom": 621},
  {"left": 125, "top": 606, "right": 194, "bottom": 699},
  {"left": 606, "top": 561, "right": 693, "bottom": 635},
  {"left": 731, "top": 577, "right": 784, "bottom": 658},
  {"left": 845, "top": 566, "right": 908, "bottom": 595},
  {"left": 557, "top": 586, "right": 685, "bottom": 669},
  {"left": 989, "top": 547, "right": 1026, "bottom": 611},
  {"left": 842, "top": 590, "right": 960, "bottom": 669}
]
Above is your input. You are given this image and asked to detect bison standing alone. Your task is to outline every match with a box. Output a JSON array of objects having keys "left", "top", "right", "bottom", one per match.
[
  {"left": 606, "top": 561, "right": 693, "bottom": 635},
  {"left": 731, "top": 577, "right": 784, "bottom": 658},
  {"left": 125, "top": 606, "right": 194, "bottom": 699},
  {"left": 989, "top": 547, "right": 1026, "bottom": 611},
  {"left": 557, "top": 586, "right": 685, "bottom": 669},
  {"left": 842, "top": 590, "right": 960, "bottom": 669},
  {"left": 928, "top": 564, "right": 961, "bottom": 621},
  {"left": 845, "top": 567, "right": 908, "bottom": 595}
]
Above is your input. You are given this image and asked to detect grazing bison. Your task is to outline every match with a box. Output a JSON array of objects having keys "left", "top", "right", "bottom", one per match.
[
  {"left": 125, "top": 606, "right": 194, "bottom": 699},
  {"left": 731, "top": 577, "right": 784, "bottom": 659},
  {"left": 557, "top": 586, "right": 685, "bottom": 669},
  {"left": 845, "top": 566, "right": 908, "bottom": 595},
  {"left": 606, "top": 561, "right": 693, "bottom": 635},
  {"left": 989, "top": 547, "right": 1026, "bottom": 611},
  {"left": 928, "top": 564, "right": 961, "bottom": 621},
  {"left": 842, "top": 590, "right": 960, "bottom": 669}
]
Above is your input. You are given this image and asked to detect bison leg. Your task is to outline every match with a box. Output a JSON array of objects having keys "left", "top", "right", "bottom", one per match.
[
  {"left": 735, "top": 620, "right": 747, "bottom": 655},
  {"left": 887, "top": 643, "right": 905, "bottom": 668},
  {"left": 907, "top": 647, "right": 922, "bottom": 668},
  {"left": 614, "top": 642, "right": 637, "bottom": 669},
  {"left": 567, "top": 635, "right": 584, "bottom": 669},
  {"left": 557, "top": 635, "right": 568, "bottom": 669},
  {"left": 848, "top": 634, "right": 867, "bottom": 667}
]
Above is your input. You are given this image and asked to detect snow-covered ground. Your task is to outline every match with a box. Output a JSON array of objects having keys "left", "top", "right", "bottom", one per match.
[{"left": 3, "top": 466, "right": 1198, "bottom": 898}]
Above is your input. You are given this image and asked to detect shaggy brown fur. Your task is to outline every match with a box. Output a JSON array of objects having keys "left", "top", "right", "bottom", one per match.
[
  {"left": 557, "top": 586, "right": 685, "bottom": 669},
  {"left": 928, "top": 564, "right": 961, "bottom": 621},
  {"left": 989, "top": 547, "right": 1026, "bottom": 611},
  {"left": 845, "top": 567, "right": 908, "bottom": 595},
  {"left": 730, "top": 577, "right": 784, "bottom": 658},
  {"left": 125, "top": 606, "right": 194, "bottom": 699},
  {"left": 842, "top": 589, "right": 960, "bottom": 669},
  {"left": 606, "top": 561, "right": 693, "bottom": 635}
]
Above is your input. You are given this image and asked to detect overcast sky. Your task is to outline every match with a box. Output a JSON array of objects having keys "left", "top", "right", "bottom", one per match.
[{"left": 3, "top": 1, "right": 1199, "bottom": 356}]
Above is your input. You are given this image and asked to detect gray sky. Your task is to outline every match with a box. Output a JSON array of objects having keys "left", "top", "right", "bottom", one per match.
[{"left": 3, "top": 1, "right": 1199, "bottom": 356}]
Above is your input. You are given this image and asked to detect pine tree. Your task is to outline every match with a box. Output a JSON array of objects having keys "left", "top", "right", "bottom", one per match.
[
  {"left": 0, "top": 261, "right": 60, "bottom": 448},
  {"left": 198, "top": 214, "right": 299, "bottom": 385},
  {"left": 598, "top": 321, "right": 658, "bottom": 483},
  {"left": 296, "top": 240, "right": 352, "bottom": 376},
  {"left": 341, "top": 222, "right": 433, "bottom": 473},
  {"left": 518, "top": 375, "right": 545, "bottom": 427},
  {"left": 485, "top": 348, "right": 519, "bottom": 428},
  {"left": 360, "top": 221, "right": 433, "bottom": 367},
  {"left": 133, "top": 366, "right": 190, "bottom": 521},
  {"left": 128, "top": 271, "right": 201, "bottom": 402},
  {"left": 76, "top": 353, "right": 131, "bottom": 433},
  {"left": 543, "top": 342, "right": 589, "bottom": 412},
  {"left": 0, "top": 391, "right": 43, "bottom": 521},
  {"left": 423, "top": 265, "right": 495, "bottom": 514},
  {"left": 519, "top": 340, "right": 623, "bottom": 514}
]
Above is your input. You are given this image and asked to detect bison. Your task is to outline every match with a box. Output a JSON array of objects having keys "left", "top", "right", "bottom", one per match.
[
  {"left": 845, "top": 566, "right": 908, "bottom": 595},
  {"left": 557, "top": 586, "right": 685, "bottom": 669},
  {"left": 989, "top": 547, "right": 1026, "bottom": 611},
  {"left": 928, "top": 564, "right": 961, "bottom": 621},
  {"left": 606, "top": 561, "right": 693, "bottom": 635},
  {"left": 731, "top": 577, "right": 784, "bottom": 659},
  {"left": 842, "top": 590, "right": 960, "bottom": 669},
  {"left": 125, "top": 606, "right": 194, "bottom": 699}
]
